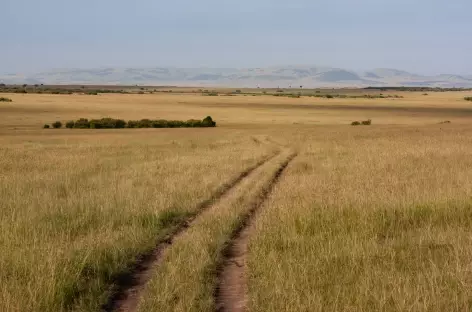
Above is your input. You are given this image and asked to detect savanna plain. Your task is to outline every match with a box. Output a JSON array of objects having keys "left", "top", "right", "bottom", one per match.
[{"left": 2, "top": 89, "right": 472, "bottom": 312}]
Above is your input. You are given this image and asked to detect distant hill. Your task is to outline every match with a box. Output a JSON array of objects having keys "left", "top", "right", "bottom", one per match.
[{"left": 1, "top": 66, "right": 472, "bottom": 88}]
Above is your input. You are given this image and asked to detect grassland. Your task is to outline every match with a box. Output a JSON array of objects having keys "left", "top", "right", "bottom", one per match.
[{"left": 2, "top": 90, "right": 472, "bottom": 311}]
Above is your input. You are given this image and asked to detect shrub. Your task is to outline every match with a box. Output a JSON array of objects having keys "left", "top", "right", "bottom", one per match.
[
  {"left": 73, "top": 118, "right": 90, "bottom": 129},
  {"left": 186, "top": 119, "right": 203, "bottom": 127},
  {"left": 52, "top": 121, "right": 62, "bottom": 129},
  {"left": 465, "top": 97, "right": 472, "bottom": 101},
  {"left": 201, "top": 116, "right": 216, "bottom": 127},
  {"left": 138, "top": 119, "right": 152, "bottom": 128},
  {"left": 0, "top": 97, "right": 12, "bottom": 102},
  {"left": 126, "top": 120, "right": 139, "bottom": 128},
  {"left": 235, "top": 90, "right": 242, "bottom": 94},
  {"left": 204, "top": 92, "right": 218, "bottom": 96},
  {"left": 361, "top": 119, "right": 372, "bottom": 125},
  {"left": 43, "top": 124, "right": 50, "bottom": 129},
  {"left": 351, "top": 121, "right": 361, "bottom": 126},
  {"left": 50, "top": 116, "right": 217, "bottom": 129},
  {"left": 325, "top": 94, "right": 334, "bottom": 99},
  {"left": 90, "top": 118, "right": 126, "bottom": 129}
]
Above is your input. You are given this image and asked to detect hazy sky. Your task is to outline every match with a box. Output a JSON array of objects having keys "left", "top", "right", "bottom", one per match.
[{"left": 2, "top": 0, "right": 471, "bottom": 75}]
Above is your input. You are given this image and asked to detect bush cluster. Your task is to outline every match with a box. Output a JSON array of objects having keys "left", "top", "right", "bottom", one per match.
[
  {"left": 465, "top": 97, "right": 472, "bottom": 101},
  {"left": 0, "top": 97, "right": 12, "bottom": 102},
  {"left": 351, "top": 119, "right": 372, "bottom": 126},
  {"left": 53, "top": 116, "right": 217, "bottom": 129}
]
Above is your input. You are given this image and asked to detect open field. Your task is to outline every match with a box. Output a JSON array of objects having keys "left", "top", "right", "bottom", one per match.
[{"left": 2, "top": 90, "right": 472, "bottom": 311}]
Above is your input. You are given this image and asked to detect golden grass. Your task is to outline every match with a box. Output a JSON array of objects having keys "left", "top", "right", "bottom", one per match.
[
  {"left": 2, "top": 91, "right": 472, "bottom": 311},
  {"left": 248, "top": 126, "right": 472, "bottom": 312},
  {"left": 136, "top": 150, "right": 293, "bottom": 312},
  {"left": 0, "top": 128, "right": 274, "bottom": 311},
  {"left": 1, "top": 91, "right": 472, "bottom": 131}
]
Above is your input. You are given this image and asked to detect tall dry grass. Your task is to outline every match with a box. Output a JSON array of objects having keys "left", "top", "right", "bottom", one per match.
[
  {"left": 136, "top": 151, "right": 293, "bottom": 312},
  {"left": 248, "top": 126, "right": 472, "bottom": 312},
  {"left": 3, "top": 92, "right": 472, "bottom": 311},
  {"left": 0, "top": 130, "right": 274, "bottom": 311}
]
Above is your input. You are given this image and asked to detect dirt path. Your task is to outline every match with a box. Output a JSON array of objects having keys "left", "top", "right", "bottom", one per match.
[
  {"left": 102, "top": 152, "right": 280, "bottom": 312},
  {"left": 214, "top": 153, "right": 297, "bottom": 312}
]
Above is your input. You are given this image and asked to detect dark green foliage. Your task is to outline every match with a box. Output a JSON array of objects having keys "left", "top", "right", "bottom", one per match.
[
  {"left": 185, "top": 119, "right": 203, "bottom": 127},
  {"left": 87, "top": 92, "right": 98, "bottom": 95},
  {"left": 126, "top": 120, "right": 139, "bottom": 128},
  {"left": 73, "top": 118, "right": 90, "bottom": 129},
  {"left": 351, "top": 120, "right": 372, "bottom": 126},
  {"left": 0, "top": 97, "right": 12, "bottom": 102},
  {"left": 53, "top": 116, "right": 217, "bottom": 129},
  {"left": 52, "top": 121, "right": 63, "bottom": 129},
  {"left": 137, "top": 119, "right": 152, "bottom": 128},
  {"left": 465, "top": 97, "right": 472, "bottom": 101},
  {"left": 325, "top": 94, "right": 334, "bottom": 99},
  {"left": 43, "top": 124, "right": 50, "bottom": 129},
  {"left": 203, "top": 92, "right": 218, "bottom": 96},
  {"left": 201, "top": 116, "right": 216, "bottom": 127},
  {"left": 90, "top": 118, "right": 127, "bottom": 129}
]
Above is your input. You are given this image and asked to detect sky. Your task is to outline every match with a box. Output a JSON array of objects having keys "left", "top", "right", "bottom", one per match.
[{"left": 2, "top": 0, "right": 471, "bottom": 75}]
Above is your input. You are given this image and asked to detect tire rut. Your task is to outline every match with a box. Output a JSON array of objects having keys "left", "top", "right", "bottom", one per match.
[
  {"left": 214, "top": 152, "right": 297, "bottom": 312},
  {"left": 102, "top": 151, "right": 280, "bottom": 312}
]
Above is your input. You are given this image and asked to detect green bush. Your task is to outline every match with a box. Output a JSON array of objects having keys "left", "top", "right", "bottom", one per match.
[
  {"left": 43, "top": 124, "right": 50, "bottom": 129},
  {"left": 465, "top": 97, "right": 472, "bottom": 101},
  {"left": 361, "top": 119, "right": 372, "bottom": 125},
  {"left": 351, "top": 121, "right": 361, "bottom": 126},
  {"left": 137, "top": 119, "right": 152, "bottom": 128},
  {"left": 90, "top": 118, "right": 126, "bottom": 129},
  {"left": 325, "top": 94, "right": 334, "bottom": 99},
  {"left": 0, "top": 97, "right": 12, "bottom": 102},
  {"left": 201, "top": 116, "right": 216, "bottom": 127},
  {"left": 50, "top": 117, "right": 217, "bottom": 129},
  {"left": 186, "top": 119, "right": 203, "bottom": 127},
  {"left": 52, "top": 121, "right": 62, "bottom": 129},
  {"left": 73, "top": 118, "right": 90, "bottom": 129},
  {"left": 126, "top": 120, "right": 139, "bottom": 128}
]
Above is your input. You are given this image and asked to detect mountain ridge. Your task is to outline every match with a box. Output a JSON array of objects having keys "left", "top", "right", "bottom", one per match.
[{"left": 1, "top": 66, "right": 471, "bottom": 88}]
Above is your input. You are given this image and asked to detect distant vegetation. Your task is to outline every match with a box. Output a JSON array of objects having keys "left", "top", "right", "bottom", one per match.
[
  {"left": 272, "top": 92, "right": 402, "bottom": 99},
  {"left": 47, "top": 116, "right": 217, "bottom": 129},
  {"left": 351, "top": 119, "right": 372, "bottom": 126},
  {"left": 365, "top": 86, "right": 472, "bottom": 92},
  {"left": 465, "top": 97, "right": 472, "bottom": 101},
  {"left": 0, "top": 97, "right": 12, "bottom": 102}
]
